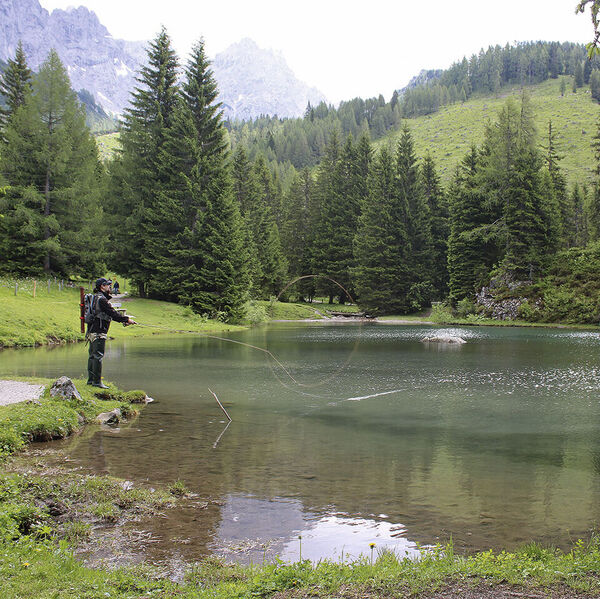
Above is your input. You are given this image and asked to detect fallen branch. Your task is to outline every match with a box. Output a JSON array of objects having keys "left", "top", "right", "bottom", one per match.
[{"left": 208, "top": 388, "right": 232, "bottom": 422}]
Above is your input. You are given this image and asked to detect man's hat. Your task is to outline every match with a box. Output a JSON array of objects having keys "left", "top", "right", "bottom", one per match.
[{"left": 95, "top": 277, "right": 112, "bottom": 289}]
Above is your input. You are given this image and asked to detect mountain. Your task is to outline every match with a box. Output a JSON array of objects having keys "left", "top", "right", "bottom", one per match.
[
  {"left": 0, "top": 0, "right": 146, "bottom": 114},
  {"left": 0, "top": 0, "right": 327, "bottom": 120},
  {"left": 398, "top": 68, "right": 443, "bottom": 94},
  {"left": 212, "top": 38, "right": 326, "bottom": 120}
]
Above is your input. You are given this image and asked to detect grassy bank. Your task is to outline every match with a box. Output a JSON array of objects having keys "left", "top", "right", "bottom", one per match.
[
  {"left": 0, "top": 279, "right": 324, "bottom": 349},
  {"left": 2, "top": 533, "right": 600, "bottom": 597},
  {"left": 0, "top": 377, "right": 147, "bottom": 457}
]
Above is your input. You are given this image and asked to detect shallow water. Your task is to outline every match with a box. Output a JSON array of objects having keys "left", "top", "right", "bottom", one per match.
[{"left": 2, "top": 322, "right": 600, "bottom": 563}]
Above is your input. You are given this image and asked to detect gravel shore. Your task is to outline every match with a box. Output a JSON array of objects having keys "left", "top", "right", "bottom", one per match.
[{"left": 0, "top": 380, "right": 45, "bottom": 406}]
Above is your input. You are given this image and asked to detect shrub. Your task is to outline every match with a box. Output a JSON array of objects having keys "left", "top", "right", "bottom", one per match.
[
  {"left": 455, "top": 297, "right": 476, "bottom": 318},
  {"left": 430, "top": 302, "right": 454, "bottom": 323}
]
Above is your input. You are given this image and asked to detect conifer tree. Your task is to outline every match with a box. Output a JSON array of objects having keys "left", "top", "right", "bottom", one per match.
[
  {"left": 311, "top": 134, "right": 371, "bottom": 303},
  {"left": 353, "top": 147, "right": 412, "bottom": 313},
  {"left": 281, "top": 168, "right": 314, "bottom": 300},
  {"left": 396, "top": 124, "right": 434, "bottom": 309},
  {"left": 543, "top": 121, "right": 569, "bottom": 248},
  {"left": 421, "top": 154, "right": 449, "bottom": 299},
  {"left": 311, "top": 131, "right": 343, "bottom": 302},
  {"left": 0, "top": 41, "right": 32, "bottom": 130},
  {"left": 247, "top": 155, "right": 288, "bottom": 298},
  {"left": 447, "top": 148, "right": 493, "bottom": 301},
  {"left": 113, "top": 27, "right": 179, "bottom": 296},
  {"left": 480, "top": 95, "right": 547, "bottom": 278},
  {"left": 0, "top": 49, "right": 104, "bottom": 275}
]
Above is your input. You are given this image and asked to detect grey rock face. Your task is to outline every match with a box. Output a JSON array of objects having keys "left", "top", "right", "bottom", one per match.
[
  {"left": 0, "top": 0, "right": 145, "bottom": 114},
  {"left": 212, "top": 38, "right": 326, "bottom": 120},
  {"left": 1, "top": 2, "right": 326, "bottom": 119},
  {"left": 50, "top": 376, "right": 82, "bottom": 401}
]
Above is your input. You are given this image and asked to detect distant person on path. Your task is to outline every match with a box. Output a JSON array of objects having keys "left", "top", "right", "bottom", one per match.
[
  {"left": 112, "top": 280, "right": 120, "bottom": 295},
  {"left": 87, "top": 278, "right": 135, "bottom": 388}
]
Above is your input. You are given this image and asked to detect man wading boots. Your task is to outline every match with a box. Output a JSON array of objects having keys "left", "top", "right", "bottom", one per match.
[{"left": 85, "top": 278, "right": 136, "bottom": 388}]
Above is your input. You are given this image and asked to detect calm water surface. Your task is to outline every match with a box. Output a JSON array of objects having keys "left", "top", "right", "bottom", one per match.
[{"left": 2, "top": 322, "right": 600, "bottom": 563}]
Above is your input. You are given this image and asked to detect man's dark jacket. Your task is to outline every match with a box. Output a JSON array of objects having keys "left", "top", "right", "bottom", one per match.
[{"left": 87, "top": 291, "right": 129, "bottom": 335}]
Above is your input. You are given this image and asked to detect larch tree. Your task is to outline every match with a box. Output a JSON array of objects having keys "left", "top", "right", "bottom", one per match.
[{"left": 0, "top": 49, "right": 104, "bottom": 275}]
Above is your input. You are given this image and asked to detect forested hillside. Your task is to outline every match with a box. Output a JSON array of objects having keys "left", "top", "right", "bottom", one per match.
[{"left": 2, "top": 34, "right": 600, "bottom": 323}]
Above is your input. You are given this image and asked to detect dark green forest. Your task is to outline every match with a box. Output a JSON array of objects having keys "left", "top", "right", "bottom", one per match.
[{"left": 2, "top": 33, "right": 600, "bottom": 323}]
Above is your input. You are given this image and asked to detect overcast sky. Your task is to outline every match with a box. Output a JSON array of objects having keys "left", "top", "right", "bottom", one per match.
[{"left": 39, "top": 0, "right": 593, "bottom": 104}]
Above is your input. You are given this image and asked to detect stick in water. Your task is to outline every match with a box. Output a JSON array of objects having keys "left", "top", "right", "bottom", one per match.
[{"left": 208, "top": 388, "right": 232, "bottom": 421}]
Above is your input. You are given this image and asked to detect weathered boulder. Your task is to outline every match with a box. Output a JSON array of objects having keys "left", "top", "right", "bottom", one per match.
[
  {"left": 422, "top": 335, "right": 466, "bottom": 344},
  {"left": 97, "top": 408, "right": 121, "bottom": 425},
  {"left": 50, "top": 376, "right": 82, "bottom": 401}
]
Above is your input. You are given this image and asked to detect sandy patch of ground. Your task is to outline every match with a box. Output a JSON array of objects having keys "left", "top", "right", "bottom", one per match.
[{"left": 0, "top": 380, "right": 45, "bottom": 406}]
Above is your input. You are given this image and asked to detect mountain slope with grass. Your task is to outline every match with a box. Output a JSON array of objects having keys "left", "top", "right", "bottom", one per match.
[{"left": 374, "top": 77, "right": 599, "bottom": 184}]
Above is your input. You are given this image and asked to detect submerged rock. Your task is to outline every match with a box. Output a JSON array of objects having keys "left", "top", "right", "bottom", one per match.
[{"left": 421, "top": 335, "right": 466, "bottom": 344}]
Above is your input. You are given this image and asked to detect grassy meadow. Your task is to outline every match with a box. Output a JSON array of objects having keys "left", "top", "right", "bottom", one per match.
[
  {"left": 375, "top": 77, "right": 600, "bottom": 185},
  {"left": 0, "top": 277, "right": 331, "bottom": 348}
]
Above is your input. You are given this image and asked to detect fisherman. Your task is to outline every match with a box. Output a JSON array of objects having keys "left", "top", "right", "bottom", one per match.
[{"left": 87, "top": 277, "right": 136, "bottom": 388}]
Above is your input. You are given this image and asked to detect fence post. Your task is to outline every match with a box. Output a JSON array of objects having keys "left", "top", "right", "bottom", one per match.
[
  {"left": 33, "top": 280, "right": 36, "bottom": 298},
  {"left": 48, "top": 280, "right": 51, "bottom": 293},
  {"left": 14, "top": 282, "right": 18, "bottom": 296}
]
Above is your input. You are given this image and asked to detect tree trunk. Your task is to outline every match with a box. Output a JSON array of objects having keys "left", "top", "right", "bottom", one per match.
[{"left": 44, "top": 168, "right": 51, "bottom": 271}]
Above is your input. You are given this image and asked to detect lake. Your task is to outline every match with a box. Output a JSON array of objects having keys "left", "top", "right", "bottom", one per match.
[{"left": 2, "top": 322, "right": 600, "bottom": 564}]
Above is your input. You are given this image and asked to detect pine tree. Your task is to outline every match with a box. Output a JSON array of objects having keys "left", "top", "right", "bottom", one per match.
[
  {"left": 421, "top": 154, "right": 449, "bottom": 299},
  {"left": 114, "top": 27, "right": 180, "bottom": 296},
  {"left": 396, "top": 123, "right": 434, "bottom": 309},
  {"left": 447, "top": 148, "right": 492, "bottom": 301},
  {"left": 0, "top": 41, "right": 32, "bottom": 130},
  {"left": 353, "top": 147, "right": 412, "bottom": 313}
]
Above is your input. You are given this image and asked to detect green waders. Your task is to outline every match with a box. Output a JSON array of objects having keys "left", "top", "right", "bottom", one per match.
[{"left": 87, "top": 333, "right": 107, "bottom": 386}]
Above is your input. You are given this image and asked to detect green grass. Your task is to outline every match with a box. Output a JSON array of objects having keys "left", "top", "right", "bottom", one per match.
[
  {"left": 0, "top": 278, "right": 244, "bottom": 348},
  {"left": 0, "top": 278, "right": 328, "bottom": 348},
  {"left": 94, "top": 131, "right": 121, "bottom": 161},
  {"left": 0, "top": 377, "right": 141, "bottom": 457},
  {"left": 1, "top": 537, "right": 600, "bottom": 598},
  {"left": 376, "top": 77, "right": 599, "bottom": 185}
]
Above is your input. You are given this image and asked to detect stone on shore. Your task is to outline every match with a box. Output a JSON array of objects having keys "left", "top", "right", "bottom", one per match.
[{"left": 50, "top": 376, "right": 82, "bottom": 401}]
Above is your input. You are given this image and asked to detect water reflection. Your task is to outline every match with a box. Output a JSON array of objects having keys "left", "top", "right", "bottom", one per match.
[{"left": 3, "top": 323, "right": 600, "bottom": 562}]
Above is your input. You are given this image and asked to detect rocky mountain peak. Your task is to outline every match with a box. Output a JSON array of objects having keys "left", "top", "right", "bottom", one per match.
[
  {"left": 0, "top": 0, "right": 327, "bottom": 120},
  {"left": 212, "top": 38, "right": 326, "bottom": 120}
]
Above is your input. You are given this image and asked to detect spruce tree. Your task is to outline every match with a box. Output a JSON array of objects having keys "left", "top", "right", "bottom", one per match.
[
  {"left": 281, "top": 168, "right": 314, "bottom": 301},
  {"left": 353, "top": 147, "right": 412, "bottom": 314},
  {"left": 447, "top": 147, "right": 496, "bottom": 301},
  {"left": 114, "top": 27, "right": 180, "bottom": 296},
  {"left": 396, "top": 124, "right": 434, "bottom": 309},
  {"left": 421, "top": 154, "right": 449, "bottom": 299},
  {"left": 247, "top": 155, "right": 288, "bottom": 298}
]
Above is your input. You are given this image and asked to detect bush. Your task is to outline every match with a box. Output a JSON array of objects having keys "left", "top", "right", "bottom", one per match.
[
  {"left": 243, "top": 301, "right": 268, "bottom": 325},
  {"left": 455, "top": 297, "right": 476, "bottom": 318},
  {"left": 430, "top": 302, "right": 454, "bottom": 323}
]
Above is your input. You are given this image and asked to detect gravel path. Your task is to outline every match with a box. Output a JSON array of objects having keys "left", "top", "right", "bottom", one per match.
[{"left": 0, "top": 380, "right": 45, "bottom": 406}]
